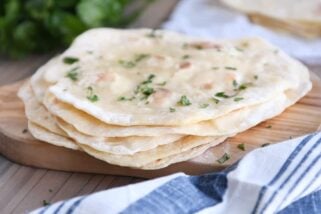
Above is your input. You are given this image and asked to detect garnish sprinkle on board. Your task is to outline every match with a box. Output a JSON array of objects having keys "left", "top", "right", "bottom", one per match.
[
  {"left": 217, "top": 153, "right": 230, "bottom": 164},
  {"left": 169, "top": 107, "right": 176, "bottom": 112},
  {"left": 237, "top": 143, "right": 245, "bottom": 151}
]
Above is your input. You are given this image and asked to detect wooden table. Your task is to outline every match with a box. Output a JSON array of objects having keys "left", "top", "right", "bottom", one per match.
[
  {"left": 0, "top": 1, "right": 320, "bottom": 213},
  {"left": 0, "top": 1, "right": 179, "bottom": 213}
]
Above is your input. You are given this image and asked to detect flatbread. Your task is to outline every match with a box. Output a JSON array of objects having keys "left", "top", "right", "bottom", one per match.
[
  {"left": 28, "top": 121, "right": 79, "bottom": 150},
  {"left": 221, "top": 0, "right": 321, "bottom": 38},
  {"left": 221, "top": 0, "right": 321, "bottom": 23},
  {"left": 18, "top": 82, "right": 67, "bottom": 136},
  {"left": 79, "top": 135, "right": 227, "bottom": 169},
  {"left": 57, "top": 118, "right": 183, "bottom": 155},
  {"left": 43, "top": 77, "right": 311, "bottom": 138},
  {"left": 38, "top": 29, "right": 307, "bottom": 126}
]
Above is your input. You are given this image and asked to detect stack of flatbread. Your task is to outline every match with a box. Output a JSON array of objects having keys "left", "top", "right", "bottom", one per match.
[
  {"left": 221, "top": 0, "right": 321, "bottom": 39},
  {"left": 18, "top": 28, "right": 311, "bottom": 169}
]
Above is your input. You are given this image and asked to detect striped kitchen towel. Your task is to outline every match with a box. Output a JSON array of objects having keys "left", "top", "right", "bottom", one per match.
[{"left": 31, "top": 131, "right": 321, "bottom": 214}]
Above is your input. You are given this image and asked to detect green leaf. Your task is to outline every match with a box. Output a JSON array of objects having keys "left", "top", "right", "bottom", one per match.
[
  {"left": 217, "top": 153, "right": 230, "bottom": 164},
  {"left": 177, "top": 95, "right": 191, "bottom": 106}
]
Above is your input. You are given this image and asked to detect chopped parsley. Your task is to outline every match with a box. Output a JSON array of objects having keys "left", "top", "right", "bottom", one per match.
[
  {"left": 266, "top": 125, "right": 272, "bottom": 129},
  {"left": 254, "top": 75, "right": 258, "bottom": 80},
  {"left": 48, "top": 189, "right": 53, "bottom": 193},
  {"left": 119, "top": 54, "right": 150, "bottom": 68},
  {"left": 65, "top": 68, "right": 79, "bottom": 81},
  {"left": 236, "top": 82, "right": 253, "bottom": 91},
  {"left": 182, "top": 55, "right": 190, "bottom": 59},
  {"left": 63, "top": 57, "right": 79, "bottom": 64},
  {"left": 119, "top": 60, "right": 135, "bottom": 68},
  {"left": 86, "top": 86, "right": 99, "bottom": 102},
  {"left": 237, "top": 143, "right": 245, "bottom": 151},
  {"left": 169, "top": 107, "right": 176, "bottom": 112},
  {"left": 177, "top": 95, "right": 192, "bottom": 106},
  {"left": 225, "top": 66, "right": 237, "bottom": 70},
  {"left": 199, "top": 103, "right": 209, "bottom": 108},
  {"left": 117, "top": 96, "right": 135, "bottom": 101},
  {"left": 134, "top": 74, "right": 156, "bottom": 100},
  {"left": 217, "top": 153, "right": 230, "bottom": 164},
  {"left": 215, "top": 92, "right": 229, "bottom": 98},
  {"left": 233, "top": 80, "right": 238, "bottom": 87},
  {"left": 234, "top": 97, "right": 244, "bottom": 102},
  {"left": 211, "top": 97, "right": 220, "bottom": 104},
  {"left": 157, "top": 81, "right": 167, "bottom": 86},
  {"left": 22, "top": 128, "right": 28, "bottom": 134},
  {"left": 42, "top": 200, "right": 50, "bottom": 206},
  {"left": 261, "top": 143, "right": 270, "bottom": 147}
]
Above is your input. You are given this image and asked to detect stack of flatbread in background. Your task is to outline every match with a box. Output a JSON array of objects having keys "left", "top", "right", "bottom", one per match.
[
  {"left": 18, "top": 28, "right": 312, "bottom": 170},
  {"left": 221, "top": 0, "right": 321, "bottom": 39}
]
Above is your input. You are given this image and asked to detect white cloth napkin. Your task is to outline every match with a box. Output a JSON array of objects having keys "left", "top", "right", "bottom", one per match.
[
  {"left": 163, "top": 0, "right": 321, "bottom": 64},
  {"left": 31, "top": 132, "right": 321, "bottom": 214}
]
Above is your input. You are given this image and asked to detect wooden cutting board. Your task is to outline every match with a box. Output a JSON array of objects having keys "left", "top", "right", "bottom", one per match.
[{"left": 0, "top": 73, "right": 320, "bottom": 178}]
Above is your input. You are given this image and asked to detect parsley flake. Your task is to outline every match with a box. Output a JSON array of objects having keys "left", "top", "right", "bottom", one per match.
[
  {"left": 233, "top": 80, "right": 238, "bottom": 87},
  {"left": 225, "top": 66, "right": 237, "bottom": 70},
  {"left": 237, "top": 143, "right": 245, "bottom": 151},
  {"left": 199, "top": 103, "right": 209, "bottom": 108},
  {"left": 182, "top": 55, "right": 190, "bottom": 59},
  {"left": 43, "top": 200, "right": 50, "bottom": 206},
  {"left": 211, "top": 97, "right": 220, "bottom": 104},
  {"left": 86, "top": 87, "right": 99, "bottom": 102},
  {"left": 261, "top": 143, "right": 270, "bottom": 147},
  {"left": 254, "top": 75, "right": 258, "bottom": 80},
  {"left": 169, "top": 107, "right": 176, "bottom": 112},
  {"left": 266, "top": 125, "right": 272, "bottom": 129},
  {"left": 234, "top": 97, "right": 244, "bottom": 102},
  {"left": 177, "top": 95, "right": 191, "bottom": 106},
  {"left": 217, "top": 153, "right": 230, "bottom": 164},
  {"left": 65, "top": 68, "right": 79, "bottom": 81},
  {"left": 22, "top": 128, "right": 28, "bottom": 134},
  {"left": 63, "top": 57, "right": 79, "bottom": 64},
  {"left": 119, "top": 60, "right": 136, "bottom": 68},
  {"left": 215, "top": 92, "right": 229, "bottom": 98}
]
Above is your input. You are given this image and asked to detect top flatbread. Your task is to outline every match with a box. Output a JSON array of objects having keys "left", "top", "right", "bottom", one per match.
[
  {"left": 221, "top": 0, "right": 321, "bottom": 23},
  {"left": 34, "top": 28, "right": 308, "bottom": 126}
]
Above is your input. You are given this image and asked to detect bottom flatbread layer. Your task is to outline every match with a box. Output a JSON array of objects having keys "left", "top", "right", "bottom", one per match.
[{"left": 28, "top": 121, "right": 79, "bottom": 150}]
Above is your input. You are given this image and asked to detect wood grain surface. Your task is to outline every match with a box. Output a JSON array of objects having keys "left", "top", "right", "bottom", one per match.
[{"left": 0, "top": 1, "right": 179, "bottom": 213}]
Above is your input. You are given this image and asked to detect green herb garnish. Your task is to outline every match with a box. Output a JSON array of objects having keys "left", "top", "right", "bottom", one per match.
[
  {"left": 199, "top": 103, "right": 209, "bottom": 108},
  {"left": 217, "top": 153, "right": 230, "bottom": 164},
  {"left": 182, "top": 55, "right": 190, "bottom": 59},
  {"left": 211, "top": 97, "right": 220, "bottom": 104},
  {"left": 254, "top": 75, "right": 258, "bottom": 80},
  {"left": 63, "top": 57, "right": 79, "bottom": 65},
  {"left": 237, "top": 143, "right": 245, "bottom": 151},
  {"left": 65, "top": 68, "right": 79, "bottom": 81},
  {"left": 169, "top": 107, "right": 176, "bottom": 112},
  {"left": 266, "top": 125, "right": 272, "bottom": 129},
  {"left": 261, "top": 143, "right": 270, "bottom": 147},
  {"left": 42, "top": 200, "right": 50, "bottom": 206},
  {"left": 48, "top": 189, "right": 53, "bottom": 193},
  {"left": 225, "top": 66, "right": 237, "bottom": 70},
  {"left": 234, "top": 97, "right": 244, "bottom": 102},
  {"left": 86, "top": 86, "right": 99, "bottom": 102},
  {"left": 119, "top": 54, "right": 150, "bottom": 68},
  {"left": 119, "top": 60, "right": 136, "bottom": 68},
  {"left": 233, "top": 80, "right": 238, "bottom": 87},
  {"left": 215, "top": 92, "right": 229, "bottom": 98},
  {"left": 22, "top": 128, "right": 28, "bottom": 134},
  {"left": 177, "top": 95, "right": 192, "bottom": 106}
]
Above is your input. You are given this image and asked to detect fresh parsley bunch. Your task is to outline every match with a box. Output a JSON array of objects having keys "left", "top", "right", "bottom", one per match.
[{"left": 0, "top": 0, "right": 147, "bottom": 58}]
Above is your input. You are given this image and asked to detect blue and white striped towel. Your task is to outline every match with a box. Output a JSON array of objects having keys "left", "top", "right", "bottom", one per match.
[{"left": 32, "top": 131, "right": 321, "bottom": 214}]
